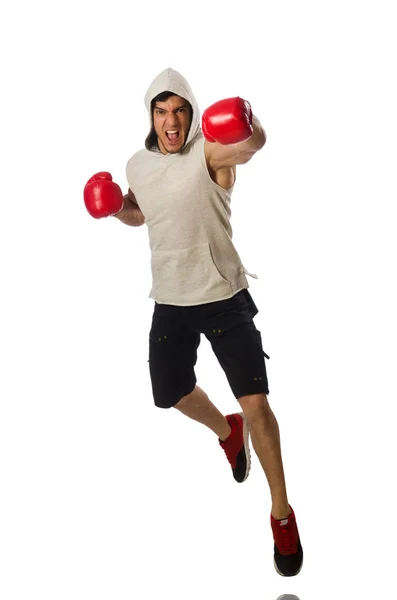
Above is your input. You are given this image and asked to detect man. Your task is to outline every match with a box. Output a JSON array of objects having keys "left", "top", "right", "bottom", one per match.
[{"left": 84, "top": 68, "right": 303, "bottom": 577}]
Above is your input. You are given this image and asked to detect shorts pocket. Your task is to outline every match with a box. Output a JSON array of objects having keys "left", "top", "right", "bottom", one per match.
[{"left": 255, "top": 329, "right": 270, "bottom": 359}]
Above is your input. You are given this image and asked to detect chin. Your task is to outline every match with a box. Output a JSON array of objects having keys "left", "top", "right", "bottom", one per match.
[
  {"left": 169, "top": 147, "right": 183, "bottom": 154},
  {"left": 166, "top": 140, "right": 184, "bottom": 153}
]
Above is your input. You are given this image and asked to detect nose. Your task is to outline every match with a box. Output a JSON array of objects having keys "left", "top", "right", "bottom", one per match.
[{"left": 166, "top": 113, "right": 179, "bottom": 127}]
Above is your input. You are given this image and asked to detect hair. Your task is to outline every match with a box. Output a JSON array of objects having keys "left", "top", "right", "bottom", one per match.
[{"left": 145, "top": 91, "right": 193, "bottom": 150}]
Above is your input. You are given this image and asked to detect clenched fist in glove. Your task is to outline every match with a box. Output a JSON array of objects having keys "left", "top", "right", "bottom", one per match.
[
  {"left": 84, "top": 172, "right": 124, "bottom": 219},
  {"left": 202, "top": 97, "right": 253, "bottom": 145}
]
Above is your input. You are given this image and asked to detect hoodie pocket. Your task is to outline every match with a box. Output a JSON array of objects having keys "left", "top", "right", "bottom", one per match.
[{"left": 152, "top": 242, "right": 232, "bottom": 303}]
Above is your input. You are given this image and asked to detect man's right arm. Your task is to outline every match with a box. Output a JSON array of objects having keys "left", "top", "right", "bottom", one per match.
[{"left": 114, "top": 189, "right": 145, "bottom": 227}]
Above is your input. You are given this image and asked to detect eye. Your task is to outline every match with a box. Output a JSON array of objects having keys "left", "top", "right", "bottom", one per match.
[{"left": 178, "top": 108, "right": 185, "bottom": 113}]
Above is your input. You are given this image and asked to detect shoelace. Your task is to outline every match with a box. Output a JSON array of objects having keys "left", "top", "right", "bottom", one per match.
[
  {"left": 220, "top": 439, "right": 236, "bottom": 466},
  {"left": 220, "top": 424, "right": 240, "bottom": 467},
  {"left": 279, "top": 523, "right": 294, "bottom": 553}
]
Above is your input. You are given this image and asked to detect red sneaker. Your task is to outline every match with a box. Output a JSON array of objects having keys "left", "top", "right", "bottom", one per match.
[
  {"left": 271, "top": 506, "right": 303, "bottom": 576},
  {"left": 218, "top": 413, "right": 251, "bottom": 483}
]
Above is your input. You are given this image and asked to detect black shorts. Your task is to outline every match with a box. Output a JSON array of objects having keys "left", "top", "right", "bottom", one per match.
[{"left": 148, "top": 289, "right": 270, "bottom": 409}]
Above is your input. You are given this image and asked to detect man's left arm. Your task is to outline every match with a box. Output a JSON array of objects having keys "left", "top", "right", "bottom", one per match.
[{"left": 203, "top": 97, "right": 266, "bottom": 170}]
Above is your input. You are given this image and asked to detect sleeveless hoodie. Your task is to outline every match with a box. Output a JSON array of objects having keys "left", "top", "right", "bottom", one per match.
[{"left": 126, "top": 68, "right": 258, "bottom": 306}]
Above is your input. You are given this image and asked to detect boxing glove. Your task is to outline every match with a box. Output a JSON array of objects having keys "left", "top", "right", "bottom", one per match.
[
  {"left": 84, "top": 172, "right": 124, "bottom": 219},
  {"left": 202, "top": 97, "right": 253, "bottom": 145}
]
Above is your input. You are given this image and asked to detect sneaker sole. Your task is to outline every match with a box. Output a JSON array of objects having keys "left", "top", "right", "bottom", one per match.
[
  {"left": 238, "top": 411, "right": 251, "bottom": 482},
  {"left": 273, "top": 555, "right": 304, "bottom": 577}
]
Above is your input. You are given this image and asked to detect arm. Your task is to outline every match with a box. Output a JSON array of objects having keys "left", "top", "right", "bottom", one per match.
[
  {"left": 113, "top": 189, "right": 145, "bottom": 227},
  {"left": 202, "top": 98, "right": 266, "bottom": 170},
  {"left": 206, "top": 115, "right": 266, "bottom": 170}
]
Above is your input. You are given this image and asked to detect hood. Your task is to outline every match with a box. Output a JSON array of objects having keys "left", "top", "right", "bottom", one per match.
[{"left": 144, "top": 68, "right": 201, "bottom": 151}]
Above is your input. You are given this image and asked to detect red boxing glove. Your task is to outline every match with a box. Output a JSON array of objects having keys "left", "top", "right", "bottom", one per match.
[
  {"left": 202, "top": 97, "right": 253, "bottom": 145},
  {"left": 84, "top": 172, "right": 124, "bottom": 219}
]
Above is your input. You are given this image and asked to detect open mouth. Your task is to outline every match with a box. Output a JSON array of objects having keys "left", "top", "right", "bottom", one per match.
[{"left": 165, "top": 130, "right": 180, "bottom": 143}]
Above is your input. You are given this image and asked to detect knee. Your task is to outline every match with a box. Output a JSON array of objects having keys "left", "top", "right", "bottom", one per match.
[
  {"left": 238, "top": 393, "right": 272, "bottom": 426},
  {"left": 173, "top": 396, "right": 186, "bottom": 410},
  {"left": 173, "top": 386, "right": 197, "bottom": 410}
]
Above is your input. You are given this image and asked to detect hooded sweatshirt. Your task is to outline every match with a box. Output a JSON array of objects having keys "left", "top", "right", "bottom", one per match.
[{"left": 126, "top": 68, "right": 257, "bottom": 306}]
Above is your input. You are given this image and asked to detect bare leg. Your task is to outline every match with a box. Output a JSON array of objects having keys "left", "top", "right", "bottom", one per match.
[
  {"left": 174, "top": 385, "right": 231, "bottom": 440},
  {"left": 238, "top": 393, "right": 291, "bottom": 520}
]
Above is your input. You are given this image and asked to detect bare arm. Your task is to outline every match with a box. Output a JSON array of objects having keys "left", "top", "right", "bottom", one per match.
[
  {"left": 205, "top": 115, "right": 266, "bottom": 170},
  {"left": 113, "top": 189, "right": 145, "bottom": 227}
]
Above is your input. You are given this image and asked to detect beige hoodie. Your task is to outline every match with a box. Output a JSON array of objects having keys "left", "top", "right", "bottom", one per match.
[{"left": 126, "top": 68, "right": 257, "bottom": 306}]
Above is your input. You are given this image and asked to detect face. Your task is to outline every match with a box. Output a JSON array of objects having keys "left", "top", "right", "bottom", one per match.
[{"left": 152, "top": 95, "right": 192, "bottom": 154}]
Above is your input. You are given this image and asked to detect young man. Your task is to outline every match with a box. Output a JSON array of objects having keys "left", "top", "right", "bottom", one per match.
[{"left": 84, "top": 68, "right": 303, "bottom": 577}]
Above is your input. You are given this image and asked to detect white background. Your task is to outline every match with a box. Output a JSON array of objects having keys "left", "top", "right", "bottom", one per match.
[{"left": 1, "top": 1, "right": 396, "bottom": 599}]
